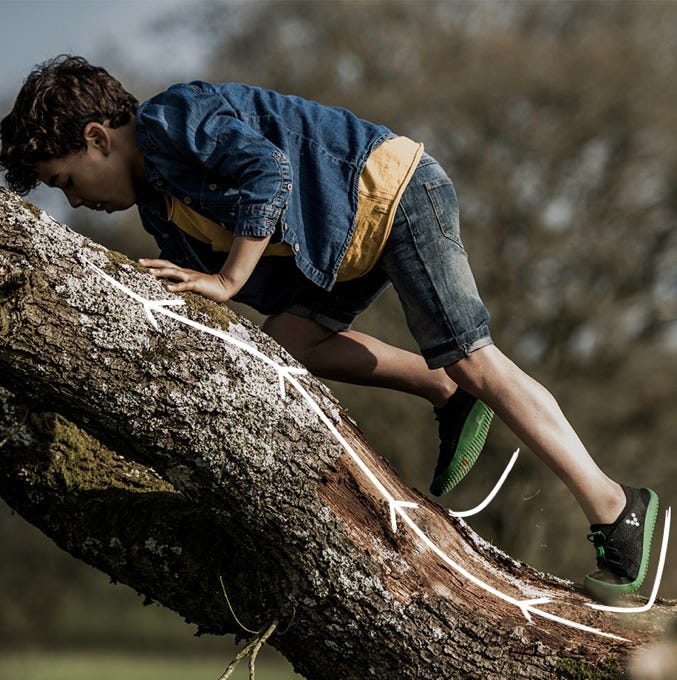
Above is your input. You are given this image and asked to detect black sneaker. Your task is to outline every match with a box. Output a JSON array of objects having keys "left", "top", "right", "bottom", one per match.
[
  {"left": 584, "top": 485, "right": 659, "bottom": 599},
  {"left": 429, "top": 387, "right": 494, "bottom": 496}
]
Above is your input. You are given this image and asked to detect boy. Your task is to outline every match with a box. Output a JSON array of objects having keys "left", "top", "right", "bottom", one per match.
[{"left": 0, "top": 55, "right": 659, "bottom": 599}]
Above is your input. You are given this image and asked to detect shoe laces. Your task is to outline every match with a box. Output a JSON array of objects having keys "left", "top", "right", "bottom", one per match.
[{"left": 587, "top": 530, "right": 627, "bottom": 577}]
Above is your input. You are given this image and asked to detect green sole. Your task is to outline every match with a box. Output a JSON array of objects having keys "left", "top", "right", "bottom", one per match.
[
  {"left": 429, "top": 400, "right": 494, "bottom": 496},
  {"left": 584, "top": 488, "right": 660, "bottom": 596}
]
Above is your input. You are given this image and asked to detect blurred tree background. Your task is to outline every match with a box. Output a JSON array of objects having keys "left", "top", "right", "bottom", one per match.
[{"left": 1, "top": 0, "right": 676, "bottom": 668}]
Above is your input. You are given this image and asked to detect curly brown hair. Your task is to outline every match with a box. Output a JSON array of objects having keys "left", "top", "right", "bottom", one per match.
[{"left": 0, "top": 55, "right": 138, "bottom": 195}]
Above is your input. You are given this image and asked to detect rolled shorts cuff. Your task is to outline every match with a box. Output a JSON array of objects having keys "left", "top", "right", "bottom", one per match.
[
  {"left": 423, "top": 324, "right": 494, "bottom": 369},
  {"left": 284, "top": 303, "right": 354, "bottom": 333}
]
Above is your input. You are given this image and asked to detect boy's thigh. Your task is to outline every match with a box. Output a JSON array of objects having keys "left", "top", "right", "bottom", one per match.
[
  {"left": 261, "top": 312, "right": 334, "bottom": 358},
  {"left": 283, "top": 266, "right": 391, "bottom": 334},
  {"left": 380, "top": 156, "right": 492, "bottom": 369}
]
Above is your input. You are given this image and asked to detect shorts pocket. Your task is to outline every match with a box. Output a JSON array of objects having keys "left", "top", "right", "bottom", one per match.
[{"left": 424, "top": 178, "right": 464, "bottom": 250}]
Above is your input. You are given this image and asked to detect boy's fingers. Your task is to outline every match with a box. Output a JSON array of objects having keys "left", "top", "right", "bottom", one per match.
[
  {"left": 147, "top": 266, "right": 188, "bottom": 281},
  {"left": 166, "top": 281, "right": 192, "bottom": 292},
  {"left": 139, "top": 258, "right": 178, "bottom": 269}
]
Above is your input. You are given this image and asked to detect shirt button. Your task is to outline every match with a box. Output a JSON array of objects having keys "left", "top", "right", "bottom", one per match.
[
  {"left": 154, "top": 179, "right": 164, "bottom": 187},
  {"left": 183, "top": 196, "right": 192, "bottom": 205},
  {"left": 286, "top": 183, "right": 293, "bottom": 191},
  {"left": 294, "top": 243, "right": 300, "bottom": 252},
  {"left": 208, "top": 183, "right": 217, "bottom": 191},
  {"left": 283, "top": 223, "right": 289, "bottom": 231}
]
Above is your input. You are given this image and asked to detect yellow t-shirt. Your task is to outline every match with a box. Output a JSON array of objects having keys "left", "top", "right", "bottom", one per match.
[
  {"left": 336, "top": 135, "right": 423, "bottom": 281},
  {"left": 163, "top": 194, "right": 292, "bottom": 256},
  {"left": 164, "top": 136, "right": 423, "bottom": 281}
]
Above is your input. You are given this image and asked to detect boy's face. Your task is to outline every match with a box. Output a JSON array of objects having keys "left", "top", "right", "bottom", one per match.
[{"left": 35, "top": 122, "right": 139, "bottom": 213}]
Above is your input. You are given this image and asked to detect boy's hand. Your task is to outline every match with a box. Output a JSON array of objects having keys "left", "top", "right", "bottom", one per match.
[
  {"left": 139, "top": 259, "right": 237, "bottom": 303},
  {"left": 139, "top": 235, "right": 269, "bottom": 304}
]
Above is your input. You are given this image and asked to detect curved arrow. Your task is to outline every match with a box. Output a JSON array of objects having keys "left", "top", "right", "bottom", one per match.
[
  {"left": 84, "top": 258, "right": 662, "bottom": 642},
  {"left": 448, "top": 448, "right": 520, "bottom": 518}
]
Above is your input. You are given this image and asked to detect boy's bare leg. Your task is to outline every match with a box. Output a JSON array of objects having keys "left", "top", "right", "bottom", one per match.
[
  {"left": 262, "top": 313, "right": 625, "bottom": 525},
  {"left": 262, "top": 313, "right": 456, "bottom": 407},
  {"left": 443, "top": 344, "right": 626, "bottom": 525}
]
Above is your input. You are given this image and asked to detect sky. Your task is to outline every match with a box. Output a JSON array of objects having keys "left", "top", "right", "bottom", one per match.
[
  {"left": 0, "top": 0, "right": 212, "bottom": 219},
  {"left": 0, "top": 0, "right": 209, "bottom": 95}
]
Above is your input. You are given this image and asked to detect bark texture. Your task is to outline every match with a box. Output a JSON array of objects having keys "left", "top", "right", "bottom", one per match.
[{"left": 0, "top": 188, "right": 673, "bottom": 679}]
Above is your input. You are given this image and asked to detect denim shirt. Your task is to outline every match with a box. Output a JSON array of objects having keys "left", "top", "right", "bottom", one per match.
[{"left": 134, "top": 81, "right": 392, "bottom": 308}]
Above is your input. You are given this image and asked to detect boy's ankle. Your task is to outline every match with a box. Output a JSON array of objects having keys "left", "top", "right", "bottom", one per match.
[
  {"left": 589, "top": 481, "right": 627, "bottom": 525},
  {"left": 431, "top": 382, "right": 457, "bottom": 409}
]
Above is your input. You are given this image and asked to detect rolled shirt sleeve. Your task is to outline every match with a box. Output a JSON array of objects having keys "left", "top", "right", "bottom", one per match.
[{"left": 138, "top": 84, "right": 292, "bottom": 238}]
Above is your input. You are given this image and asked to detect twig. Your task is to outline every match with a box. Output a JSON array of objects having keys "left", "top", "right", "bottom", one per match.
[
  {"left": 248, "top": 621, "right": 277, "bottom": 680},
  {"left": 217, "top": 620, "right": 278, "bottom": 680},
  {"left": 218, "top": 634, "right": 261, "bottom": 680},
  {"left": 217, "top": 574, "right": 279, "bottom": 680},
  {"left": 219, "top": 574, "right": 257, "bottom": 634}
]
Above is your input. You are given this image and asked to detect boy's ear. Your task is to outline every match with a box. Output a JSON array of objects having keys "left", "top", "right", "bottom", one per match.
[{"left": 83, "top": 122, "right": 112, "bottom": 155}]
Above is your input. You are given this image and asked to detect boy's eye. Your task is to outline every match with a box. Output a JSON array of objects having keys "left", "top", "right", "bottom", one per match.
[{"left": 64, "top": 178, "right": 73, "bottom": 188}]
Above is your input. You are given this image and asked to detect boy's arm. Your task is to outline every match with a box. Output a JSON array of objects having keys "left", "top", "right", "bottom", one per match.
[{"left": 140, "top": 233, "right": 271, "bottom": 303}]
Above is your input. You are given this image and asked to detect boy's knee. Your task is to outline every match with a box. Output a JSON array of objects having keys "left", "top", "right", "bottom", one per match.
[
  {"left": 261, "top": 313, "right": 334, "bottom": 366},
  {"left": 445, "top": 360, "right": 484, "bottom": 397},
  {"left": 444, "top": 344, "right": 510, "bottom": 397}
]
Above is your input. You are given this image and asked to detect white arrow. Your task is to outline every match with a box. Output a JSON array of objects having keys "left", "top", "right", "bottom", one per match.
[
  {"left": 517, "top": 597, "right": 553, "bottom": 622},
  {"left": 86, "top": 258, "right": 297, "bottom": 382},
  {"left": 395, "top": 503, "right": 629, "bottom": 640},
  {"left": 389, "top": 500, "right": 419, "bottom": 533},
  {"left": 277, "top": 366, "right": 308, "bottom": 400},
  {"left": 449, "top": 448, "right": 520, "bottom": 518},
  {"left": 84, "top": 259, "right": 642, "bottom": 642},
  {"left": 520, "top": 603, "right": 629, "bottom": 639},
  {"left": 143, "top": 299, "right": 186, "bottom": 330}
]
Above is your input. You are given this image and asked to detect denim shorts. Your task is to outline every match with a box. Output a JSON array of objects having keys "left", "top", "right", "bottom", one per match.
[{"left": 285, "top": 154, "right": 493, "bottom": 368}]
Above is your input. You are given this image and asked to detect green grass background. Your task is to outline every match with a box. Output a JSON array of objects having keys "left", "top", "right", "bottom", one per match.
[
  {"left": 0, "top": 503, "right": 300, "bottom": 680},
  {"left": 0, "top": 651, "right": 297, "bottom": 680}
]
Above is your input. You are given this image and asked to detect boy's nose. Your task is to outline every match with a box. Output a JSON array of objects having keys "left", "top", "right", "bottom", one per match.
[{"left": 66, "top": 192, "right": 83, "bottom": 208}]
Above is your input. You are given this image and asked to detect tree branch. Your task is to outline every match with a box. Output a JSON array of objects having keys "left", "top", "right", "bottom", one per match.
[{"left": 1, "top": 188, "right": 673, "bottom": 678}]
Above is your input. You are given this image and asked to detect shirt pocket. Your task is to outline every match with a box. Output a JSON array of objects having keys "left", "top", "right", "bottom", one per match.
[{"left": 424, "top": 178, "right": 465, "bottom": 251}]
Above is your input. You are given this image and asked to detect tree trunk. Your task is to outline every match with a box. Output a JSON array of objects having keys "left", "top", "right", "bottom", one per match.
[{"left": 0, "top": 188, "right": 672, "bottom": 679}]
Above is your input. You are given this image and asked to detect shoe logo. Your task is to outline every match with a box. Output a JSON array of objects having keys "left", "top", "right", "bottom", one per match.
[{"left": 625, "top": 512, "right": 640, "bottom": 527}]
